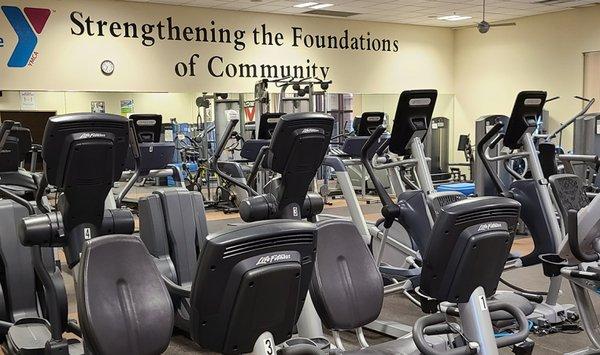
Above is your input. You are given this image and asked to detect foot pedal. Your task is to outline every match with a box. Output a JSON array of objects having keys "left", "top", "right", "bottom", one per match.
[
  {"left": 7, "top": 318, "right": 51, "bottom": 354},
  {"left": 512, "top": 340, "right": 534, "bottom": 354}
]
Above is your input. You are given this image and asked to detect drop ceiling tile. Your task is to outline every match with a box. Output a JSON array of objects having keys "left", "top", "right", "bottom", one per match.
[{"left": 118, "top": 0, "right": 600, "bottom": 27}]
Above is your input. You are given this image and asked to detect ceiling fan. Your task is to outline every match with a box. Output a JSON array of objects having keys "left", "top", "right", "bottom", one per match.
[{"left": 476, "top": 0, "right": 516, "bottom": 33}]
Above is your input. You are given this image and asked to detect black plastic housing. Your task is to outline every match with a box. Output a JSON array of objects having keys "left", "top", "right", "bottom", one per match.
[
  {"left": 189, "top": 220, "right": 317, "bottom": 354},
  {"left": 389, "top": 90, "right": 437, "bottom": 156},
  {"left": 130, "top": 114, "right": 163, "bottom": 143},
  {"left": 503, "top": 91, "right": 547, "bottom": 150},
  {"left": 41, "top": 113, "right": 130, "bottom": 265},
  {"left": 257, "top": 113, "right": 284, "bottom": 139},
  {"left": 356, "top": 112, "right": 385, "bottom": 136},
  {"left": 420, "top": 197, "right": 520, "bottom": 304}
]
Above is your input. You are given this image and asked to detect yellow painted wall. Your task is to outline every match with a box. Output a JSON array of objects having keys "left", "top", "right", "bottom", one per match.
[
  {"left": 2, "top": 0, "right": 600, "bottom": 162},
  {"left": 453, "top": 5, "right": 600, "bottom": 158},
  {"left": 0, "top": 0, "right": 455, "bottom": 94},
  {"left": 0, "top": 91, "right": 198, "bottom": 121}
]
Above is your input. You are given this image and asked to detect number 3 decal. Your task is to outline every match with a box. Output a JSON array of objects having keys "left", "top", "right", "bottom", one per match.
[{"left": 264, "top": 338, "right": 273, "bottom": 355}]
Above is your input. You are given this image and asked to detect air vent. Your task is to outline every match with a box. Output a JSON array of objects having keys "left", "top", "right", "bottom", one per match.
[
  {"left": 57, "top": 121, "right": 126, "bottom": 133},
  {"left": 303, "top": 9, "right": 359, "bottom": 17},
  {"left": 223, "top": 233, "right": 314, "bottom": 258},
  {"left": 455, "top": 208, "right": 520, "bottom": 225}
]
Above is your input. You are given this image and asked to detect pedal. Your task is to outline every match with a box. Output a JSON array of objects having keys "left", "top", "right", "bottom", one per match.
[{"left": 512, "top": 340, "right": 534, "bottom": 355}]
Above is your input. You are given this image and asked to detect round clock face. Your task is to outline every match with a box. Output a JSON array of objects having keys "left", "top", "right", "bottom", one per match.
[{"left": 101, "top": 60, "right": 114, "bottom": 76}]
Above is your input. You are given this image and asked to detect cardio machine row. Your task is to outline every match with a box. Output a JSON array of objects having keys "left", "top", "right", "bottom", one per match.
[{"left": 0, "top": 91, "right": 541, "bottom": 355}]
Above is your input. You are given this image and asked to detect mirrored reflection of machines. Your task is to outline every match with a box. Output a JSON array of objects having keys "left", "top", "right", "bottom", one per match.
[
  {"left": 196, "top": 93, "right": 246, "bottom": 155},
  {"left": 116, "top": 114, "right": 184, "bottom": 208},
  {"left": 250, "top": 77, "right": 334, "bottom": 137},
  {"left": 424, "top": 116, "right": 450, "bottom": 182},
  {"left": 453, "top": 134, "right": 474, "bottom": 181},
  {"left": 277, "top": 77, "right": 331, "bottom": 115},
  {"left": 475, "top": 115, "right": 511, "bottom": 196}
]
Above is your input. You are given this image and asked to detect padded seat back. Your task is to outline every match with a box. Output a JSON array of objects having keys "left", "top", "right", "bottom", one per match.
[
  {"left": 548, "top": 174, "right": 589, "bottom": 228},
  {"left": 139, "top": 189, "right": 208, "bottom": 286},
  {"left": 77, "top": 235, "right": 173, "bottom": 355},
  {"left": 310, "top": 220, "right": 383, "bottom": 330}
]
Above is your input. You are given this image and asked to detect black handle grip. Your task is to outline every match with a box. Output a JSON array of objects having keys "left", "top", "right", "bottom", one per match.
[
  {"left": 568, "top": 209, "right": 599, "bottom": 263},
  {"left": 413, "top": 313, "right": 476, "bottom": 355},
  {"left": 213, "top": 118, "right": 239, "bottom": 160},
  {"left": 514, "top": 291, "right": 544, "bottom": 304},
  {"left": 360, "top": 125, "right": 393, "bottom": 207},
  {"left": 476, "top": 123, "right": 507, "bottom": 195},
  {"left": 127, "top": 120, "right": 141, "bottom": 160},
  {"left": 489, "top": 302, "right": 530, "bottom": 348},
  {"left": 565, "top": 270, "right": 600, "bottom": 281}
]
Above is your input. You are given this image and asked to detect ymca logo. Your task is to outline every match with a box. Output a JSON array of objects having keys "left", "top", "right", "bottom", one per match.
[{"left": 1, "top": 6, "right": 51, "bottom": 67}]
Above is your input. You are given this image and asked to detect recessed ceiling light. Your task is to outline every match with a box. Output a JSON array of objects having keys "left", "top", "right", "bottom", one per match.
[
  {"left": 437, "top": 15, "right": 472, "bottom": 21},
  {"left": 311, "top": 3, "right": 333, "bottom": 9},
  {"left": 294, "top": 2, "right": 319, "bottom": 8}
]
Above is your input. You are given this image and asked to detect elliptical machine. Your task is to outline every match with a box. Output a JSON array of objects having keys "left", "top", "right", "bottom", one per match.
[
  {"left": 138, "top": 112, "right": 335, "bottom": 353},
  {"left": 0, "top": 114, "right": 175, "bottom": 354},
  {"left": 309, "top": 119, "right": 533, "bottom": 354},
  {"left": 0, "top": 122, "right": 41, "bottom": 200},
  {"left": 477, "top": 91, "right": 578, "bottom": 325},
  {"left": 0, "top": 121, "right": 69, "bottom": 348}
]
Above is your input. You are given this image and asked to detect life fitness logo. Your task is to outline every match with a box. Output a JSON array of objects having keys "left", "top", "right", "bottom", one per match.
[{"left": 1, "top": 6, "right": 51, "bottom": 68}]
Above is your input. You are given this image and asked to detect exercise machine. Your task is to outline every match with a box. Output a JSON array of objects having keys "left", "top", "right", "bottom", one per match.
[
  {"left": 116, "top": 114, "right": 185, "bottom": 208},
  {"left": 138, "top": 113, "right": 334, "bottom": 350},
  {"left": 477, "top": 91, "right": 577, "bottom": 325},
  {"left": 0, "top": 123, "right": 40, "bottom": 200},
  {"left": 0, "top": 114, "right": 174, "bottom": 354},
  {"left": 311, "top": 196, "right": 531, "bottom": 354}
]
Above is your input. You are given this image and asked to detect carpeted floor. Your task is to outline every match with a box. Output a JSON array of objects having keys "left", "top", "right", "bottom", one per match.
[{"left": 60, "top": 196, "right": 599, "bottom": 354}]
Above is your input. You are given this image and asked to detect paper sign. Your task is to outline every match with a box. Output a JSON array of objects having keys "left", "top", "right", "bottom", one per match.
[
  {"left": 120, "top": 99, "right": 134, "bottom": 115},
  {"left": 20, "top": 91, "right": 36, "bottom": 110},
  {"left": 91, "top": 101, "right": 105, "bottom": 113}
]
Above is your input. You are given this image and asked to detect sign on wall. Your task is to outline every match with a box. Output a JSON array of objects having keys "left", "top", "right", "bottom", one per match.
[
  {"left": 91, "top": 100, "right": 105, "bottom": 113},
  {"left": 0, "top": 0, "right": 454, "bottom": 93}
]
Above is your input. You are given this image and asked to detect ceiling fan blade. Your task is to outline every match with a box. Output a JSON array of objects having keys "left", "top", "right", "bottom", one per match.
[{"left": 489, "top": 22, "right": 517, "bottom": 27}]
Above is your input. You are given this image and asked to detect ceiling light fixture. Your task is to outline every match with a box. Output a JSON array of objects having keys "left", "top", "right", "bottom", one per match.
[
  {"left": 311, "top": 3, "right": 334, "bottom": 9},
  {"left": 294, "top": 2, "right": 319, "bottom": 8},
  {"left": 437, "top": 15, "right": 472, "bottom": 21}
]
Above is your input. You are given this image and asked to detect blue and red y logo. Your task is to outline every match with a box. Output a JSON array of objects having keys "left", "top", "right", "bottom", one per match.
[{"left": 2, "top": 6, "right": 51, "bottom": 67}]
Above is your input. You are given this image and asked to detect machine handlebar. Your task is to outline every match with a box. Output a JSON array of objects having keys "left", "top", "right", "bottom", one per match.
[
  {"left": 209, "top": 118, "right": 257, "bottom": 197},
  {"left": 361, "top": 125, "right": 394, "bottom": 207},
  {"left": 375, "top": 138, "right": 390, "bottom": 157},
  {"left": 413, "top": 301, "right": 529, "bottom": 355},
  {"left": 476, "top": 123, "right": 508, "bottom": 195}
]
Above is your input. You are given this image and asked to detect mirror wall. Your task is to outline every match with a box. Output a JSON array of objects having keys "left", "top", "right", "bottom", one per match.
[{"left": 0, "top": 90, "right": 460, "bottom": 161}]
